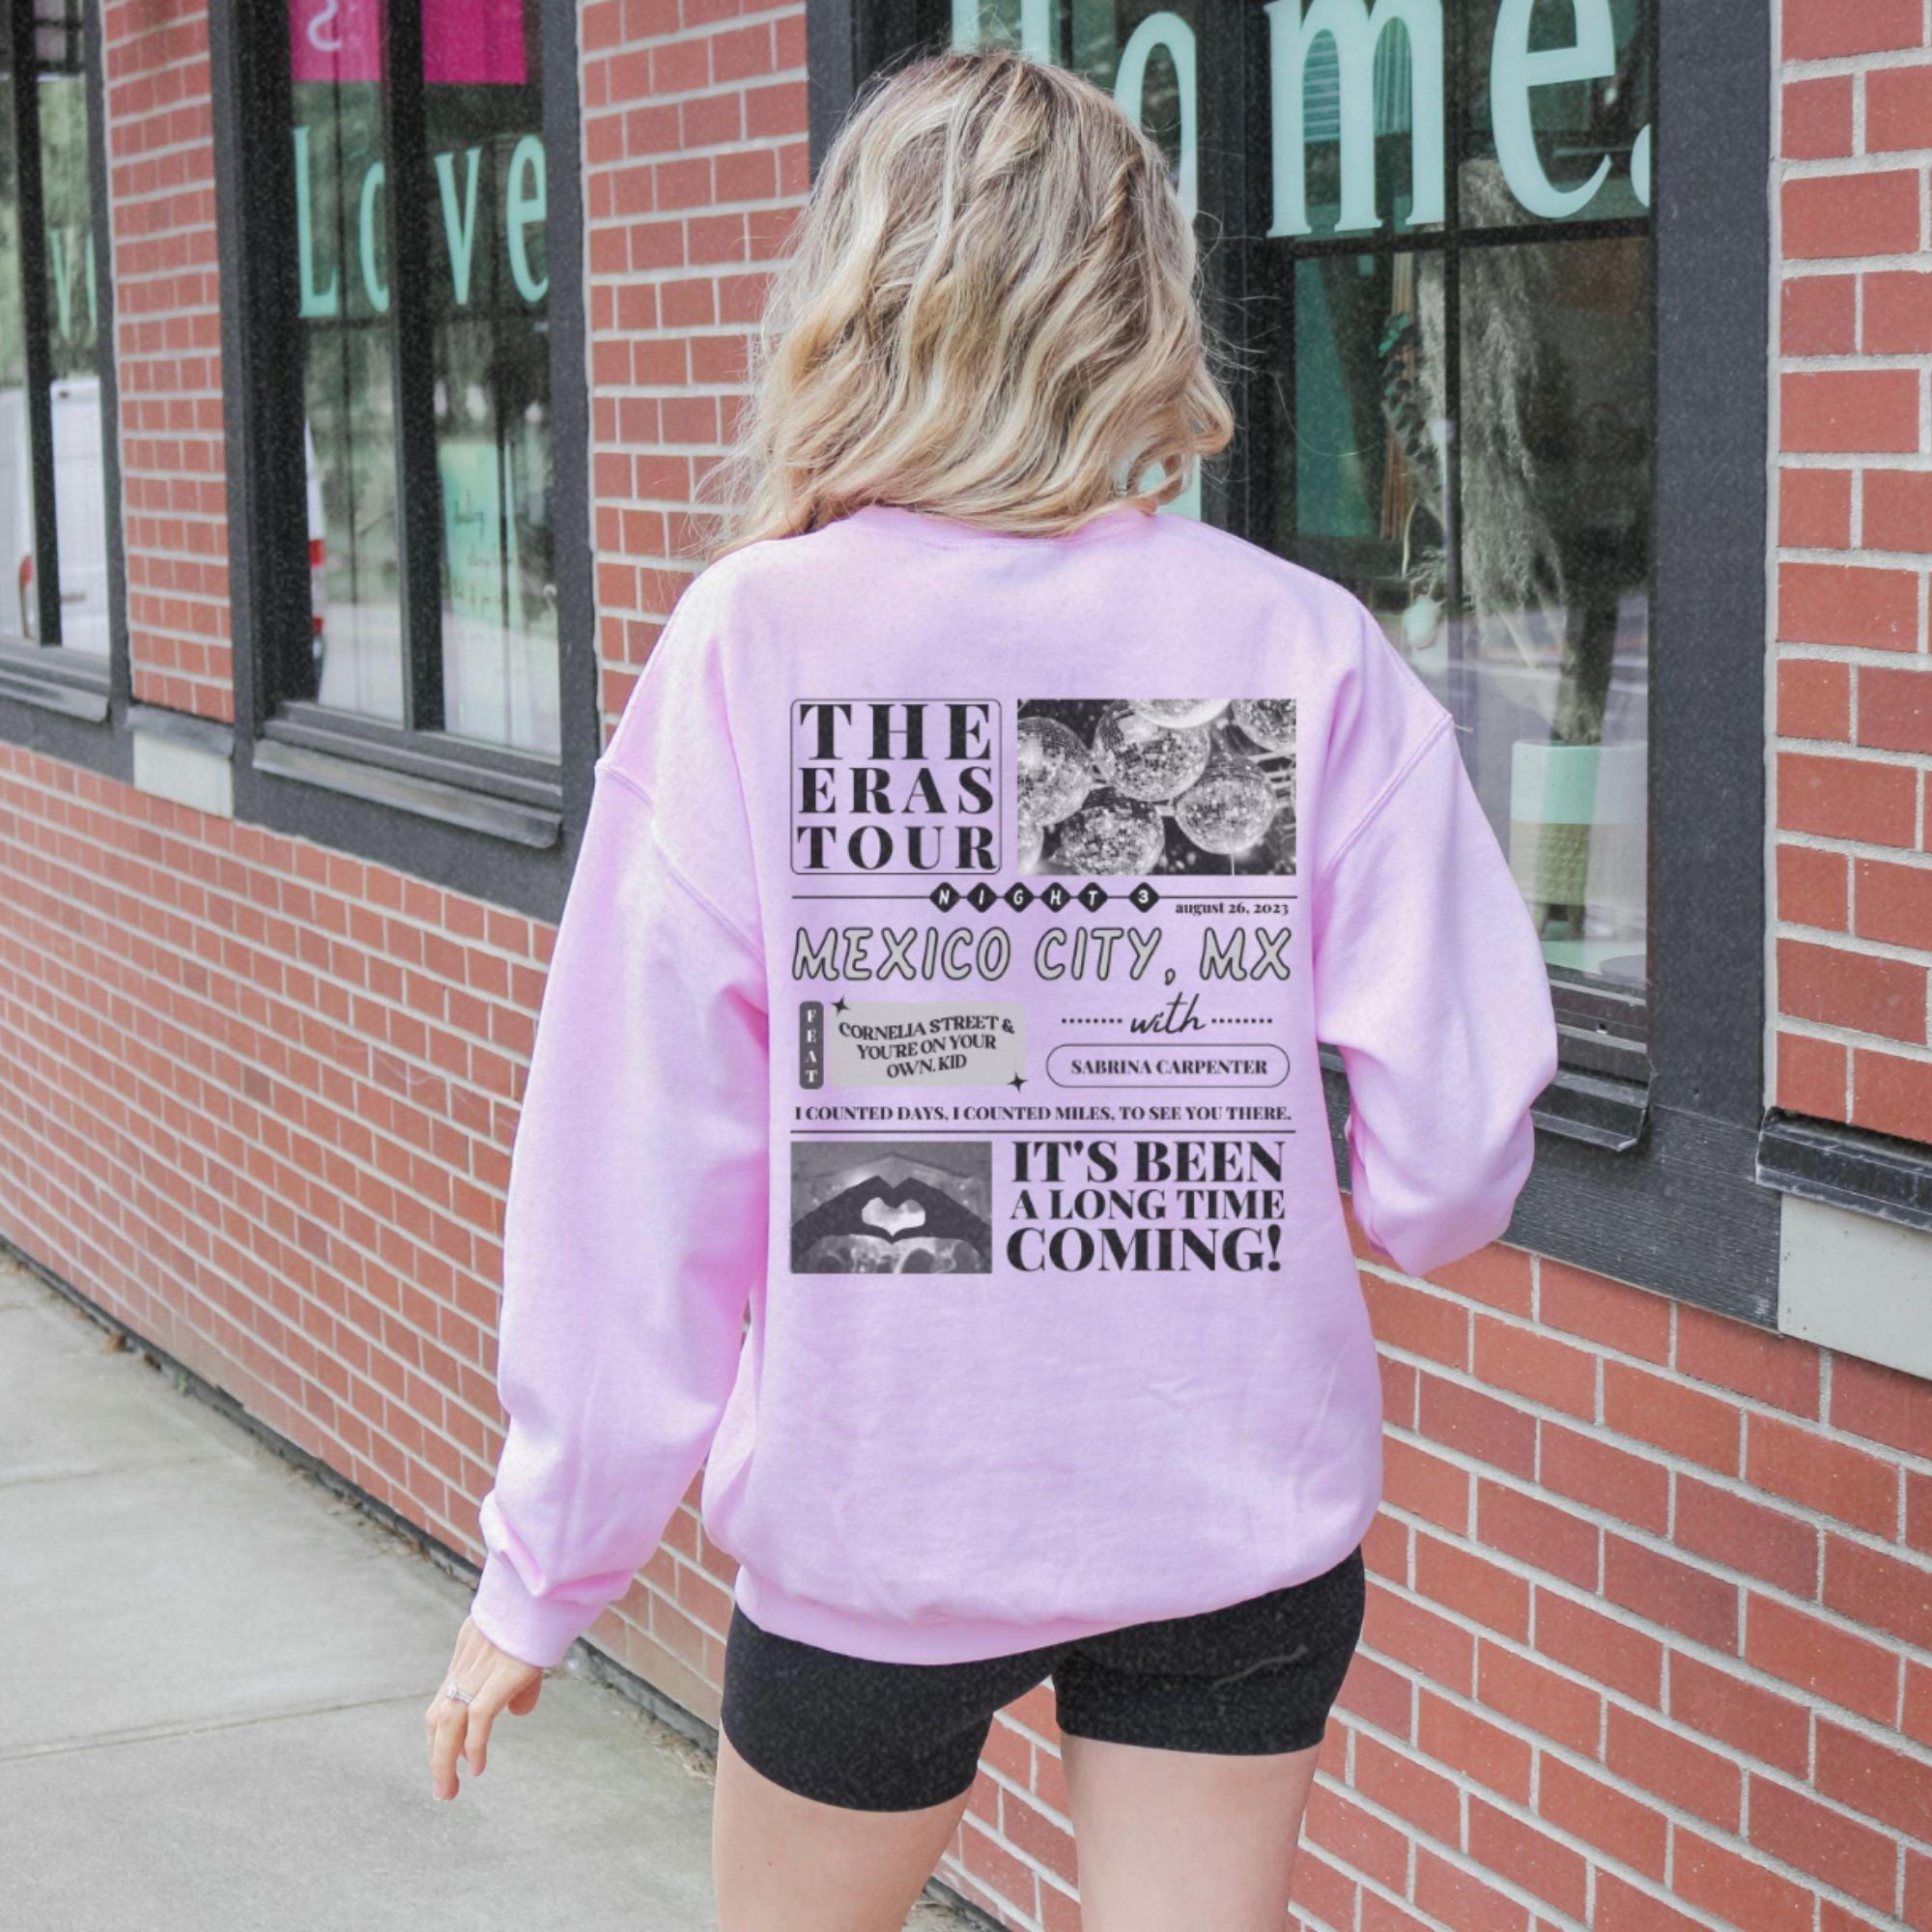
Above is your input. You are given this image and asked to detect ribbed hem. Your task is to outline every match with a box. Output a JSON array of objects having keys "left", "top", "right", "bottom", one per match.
[
  {"left": 469, "top": 1548, "right": 600, "bottom": 1668},
  {"left": 732, "top": 1563, "right": 1134, "bottom": 1664}
]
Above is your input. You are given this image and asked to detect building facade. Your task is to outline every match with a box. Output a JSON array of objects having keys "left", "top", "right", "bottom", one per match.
[{"left": 4, "top": 0, "right": 1932, "bottom": 1924}]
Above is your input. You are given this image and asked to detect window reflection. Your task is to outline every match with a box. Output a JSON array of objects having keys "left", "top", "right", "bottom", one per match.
[
  {"left": 0, "top": 3, "right": 107, "bottom": 656},
  {"left": 287, "top": 0, "right": 556, "bottom": 753},
  {"left": 39, "top": 44, "right": 106, "bottom": 656}
]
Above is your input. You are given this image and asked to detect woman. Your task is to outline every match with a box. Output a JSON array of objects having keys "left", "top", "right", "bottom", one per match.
[{"left": 425, "top": 48, "right": 1555, "bottom": 1932}]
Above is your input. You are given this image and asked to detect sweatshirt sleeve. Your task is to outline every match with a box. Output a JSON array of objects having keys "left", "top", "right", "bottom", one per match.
[
  {"left": 469, "top": 591, "right": 769, "bottom": 1668},
  {"left": 1311, "top": 712, "right": 1557, "bottom": 1279}
]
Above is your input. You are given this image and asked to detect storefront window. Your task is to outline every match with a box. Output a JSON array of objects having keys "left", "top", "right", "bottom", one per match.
[
  {"left": 288, "top": 0, "right": 557, "bottom": 755},
  {"left": 0, "top": 1, "right": 107, "bottom": 656},
  {"left": 955, "top": 0, "right": 1656, "bottom": 999}
]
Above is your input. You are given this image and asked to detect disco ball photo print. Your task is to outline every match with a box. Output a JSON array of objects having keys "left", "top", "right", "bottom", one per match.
[{"left": 1014, "top": 699, "right": 1296, "bottom": 878}]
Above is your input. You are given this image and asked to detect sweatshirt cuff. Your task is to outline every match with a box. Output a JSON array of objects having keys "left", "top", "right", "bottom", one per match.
[{"left": 469, "top": 1548, "right": 602, "bottom": 1668}]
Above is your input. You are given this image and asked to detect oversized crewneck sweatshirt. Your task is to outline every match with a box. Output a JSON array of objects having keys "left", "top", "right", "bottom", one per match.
[{"left": 469, "top": 502, "right": 1558, "bottom": 1669}]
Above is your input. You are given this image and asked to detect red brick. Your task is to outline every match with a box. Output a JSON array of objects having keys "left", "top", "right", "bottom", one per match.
[
  {"left": 1592, "top": 1871, "right": 1708, "bottom": 1932},
  {"left": 1778, "top": 560, "right": 1919, "bottom": 645},
  {"left": 1783, "top": 73, "right": 1856, "bottom": 158},
  {"left": 1781, "top": 375, "right": 1921, "bottom": 458},
  {"left": 1779, "top": 937, "right": 1926, "bottom": 1043},
  {"left": 1290, "top": 1849, "right": 1358, "bottom": 1932},
  {"left": 1785, "top": 0, "right": 1923, "bottom": 60},
  {"left": 1478, "top": 1641, "right": 1601, "bottom": 1757},
  {"left": 1749, "top": 1775, "right": 1901, "bottom": 1914},
  {"left": 1413, "top": 1849, "right": 1530, "bottom": 1932},
  {"left": 1777, "top": 658, "right": 1851, "bottom": 743},
  {"left": 1779, "top": 468, "right": 1854, "bottom": 549},
  {"left": 1364, "top": 1581, "right": 1475, "bottom": 1696},
  {"left": 1779, "top": 842, "right": 1851, "bottom": 930},
  {"left": 1352, "top": 1730, "right": 1461, "bottom": 1844},
  {"left": 1477, "top": 1482, "right": 1598, "bottom": 1590},
  {"left": 1869, "top": 271, "right": 1932, "bottom": 354},
  {"left": 1869, "top": 472, "right": 1932, "bottom": 556},
  {"left": 1786, "top": 273, "right": 1858, "bottom": 355},
  {"left": 1854, "top": 1047, "right": 1932, "bottom": 1143},
  {"left": 1537, "top": 1754, "right": 1666, "bottom": 1878},
  {"left": 1858, "top": 858, "right": 1932, "bottom": 952},
  {"left": 1817, "top": 1718, "right": 1932, "bottom": 1839},
  {"left": 1605, "top": 1703, "right": 1742, "bottom": 1832},
  {"left": 1603, "top": 1535, "right": 1740, "bottom": 1652},
  {"left": 1672, "top": 1829, "right": 1819, "bottom": 1932},
  {"left": 1777, "top": 1031, "right": 1850, "bottom": 1120},
  {"left": 1669, "top": 1650, "right": 1812, "bottom": 1776},
  {"left": 1336, "top": 1649, "right": 1413, "bottom": 1741},
  {"left": 1536, "top": 1261, "right": 1668, "bottom": 1361},
  {"left": 1382, "top": 1436, "right": 1471, "bottom": 1534},
  {"left": 1417, "top": 1689, "right": 1532, "bottom": 1804},
  {"left": 1747, "top": 1592, "right": 1902, "bottom": 1723},
  {"left": 1535, "top": 1587, "right": 1662, "bottom": 1704},
  {"left": 1779, "top": 753, "right": 1918, "bottom": 846},
  {"left": 1363, "top": 1274, "right": 1468, "bottom": 1368},
  {"left": 1747, "top": 1412, "right": 1901, "bottom": 1537},
  {"left": 1833, "top": 1352, "right": 1932, "bottom": 1460},
  {"left": 1357, "top": 1893, "right": 1428, "bottom": 1932},
  {"left": 1871, "top": 64, "right": 1932, "bottom": 151},
  {"left": 1303, "top": 1784, "right": 1407, "bottom": 1894},
  {"left": 1416, "top": 1374, "right": 1536, "bottom": 1480},
  {"left": 1415, "top": 1533, "right": 1529, "bottom": 1639},
  {"left": 1540, "top": 1421, "right": 1670, "bottom": 1535},
  {"left": 1783, "top": 171, "right": 1922, "bottom": 260},
  {"left": 1466, "top": 1800, "right": 1586, "bottom": 1919},
  {"left": 1674, "top": 1476, "right": 1819, "bottom": 1595},
  {"left": 1603, "top": 1361, "right": 1742, "bottom": 1474},
  {"left": 1867, "top": 670, "right": 1932, "bottom": 761},
  {"left": 1826, "top": 1533, "right": 1932, "bottom": 1651},
  {"left": 1472, "top": 1316, "right": 1595, "bottom": 1420},
  {"left": 1427, "top": 1243, "right": 1534, "bottom": 1317}
]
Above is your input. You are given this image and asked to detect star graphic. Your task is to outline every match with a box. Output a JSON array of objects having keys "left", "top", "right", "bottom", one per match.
[
  {"left": 1009, "top": 1073, "right": 1027, "bottom": 1091},
  {"left": 832, "top": 998, "right": 849, "bottom": 1013}
]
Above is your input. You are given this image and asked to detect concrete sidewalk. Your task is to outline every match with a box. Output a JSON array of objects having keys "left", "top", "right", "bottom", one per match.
[{"left": 1, "top": 1255, "right": 978, "bottom": 1931}]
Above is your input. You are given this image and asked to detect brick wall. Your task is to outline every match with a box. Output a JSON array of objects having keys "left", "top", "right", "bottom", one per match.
[
  {"left": 1776, "top": 0, "right": 1932, "bottom": 1135},
  {"left": 101, "top": 0, "right": 231, "bottom": 722},
  {"left": 580, "top": 0, "right": 807, "bottom": 735},
  {"left": 1, "top": 3, "right": 1930, "bottom": 1929},
  {"left": 900, "top": 1240, "right": 1932, "bottom": 1932}
]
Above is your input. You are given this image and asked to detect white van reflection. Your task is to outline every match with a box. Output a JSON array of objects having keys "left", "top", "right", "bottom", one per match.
[{"left": 0, "top": 376, "right": 108, "bottom": 654}]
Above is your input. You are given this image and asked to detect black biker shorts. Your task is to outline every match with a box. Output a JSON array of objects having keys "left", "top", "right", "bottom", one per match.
[{"left": 719, "top": 1545, "right": 1365, "bottom": 1812}]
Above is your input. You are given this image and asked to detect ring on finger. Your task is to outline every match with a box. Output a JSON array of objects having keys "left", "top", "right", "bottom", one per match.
[{"left": 441, "top": 1681, "right": 475, "bottom": 1705}]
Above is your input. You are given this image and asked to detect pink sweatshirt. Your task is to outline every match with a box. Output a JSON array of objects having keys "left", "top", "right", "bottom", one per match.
[{"left": 469, "top": 503, "right": 1558, "bottom": 1668}]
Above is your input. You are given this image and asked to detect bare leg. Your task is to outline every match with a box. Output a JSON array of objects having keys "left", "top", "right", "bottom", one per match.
[
  {"left": 1059, "top": 1733, "right": 1322, "bottom": 1932},
  {"left": 712, "top": 1727, "right": 975, "bottom": 1932}
]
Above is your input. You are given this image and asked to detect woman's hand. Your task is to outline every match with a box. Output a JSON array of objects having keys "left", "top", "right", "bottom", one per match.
[{"left": 424, "top": 1615, "right": 546, "bottom": 1800}]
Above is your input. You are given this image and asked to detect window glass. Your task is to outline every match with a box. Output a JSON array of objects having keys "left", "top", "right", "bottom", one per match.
[
  {"left": 1265, "top": 0, "right": 1655, "bottom": 992},
  {"left": 40, "top": 20, "right": 106, "bottom": 655},
  {"left": 291, "top": 0, "right": 404, "bottom": 720},
  {"left": 286, "top": 0, "right": 556, "bottom": 753},
  {"left": 962, "top": 0, "right": 1657, "bottom": 998},
  {"left": 425, "top": 3, "right": 556, "bottom": 755},
  {"left": 0, "top": 4, "right": 108, "bottom": 655},
  {"left": 0, "top": 46, "right": 31, "bottom": 644}
]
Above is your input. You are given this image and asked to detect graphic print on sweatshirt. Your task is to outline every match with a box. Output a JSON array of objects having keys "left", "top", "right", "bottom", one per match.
[{"left": 787, "top": 698, "right": 1296, "bottom": 1280}]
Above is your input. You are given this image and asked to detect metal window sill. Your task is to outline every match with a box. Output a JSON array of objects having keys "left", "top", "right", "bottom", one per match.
[
  {"left": 1756, "top": 1110, "right": 1932, "bottom": 1236},
  {"left": 0, "top": 642, "right": 110, "bottom": 723},
  {"left": 251, "top": 737, "right": 563, "bottom": 849},
  {"left": 1319, "top": 1046, "right": 1650, "bottom": 1153}
]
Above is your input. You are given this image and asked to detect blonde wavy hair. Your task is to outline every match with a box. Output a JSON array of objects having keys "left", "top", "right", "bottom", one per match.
[{"left": 706, "top": 46, "right": 1233, "bottom": 555}]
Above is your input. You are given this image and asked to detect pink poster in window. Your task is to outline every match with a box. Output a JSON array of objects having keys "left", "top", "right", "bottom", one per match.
[
  {"left": 288, "top": 0, "right": 528, "bottom": 86},
  {"left": 424, "top": 0, "right": 528, "bottom": 85},
  {"left": 289, "top": 0, "right": 380, "bottom": 83}
]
